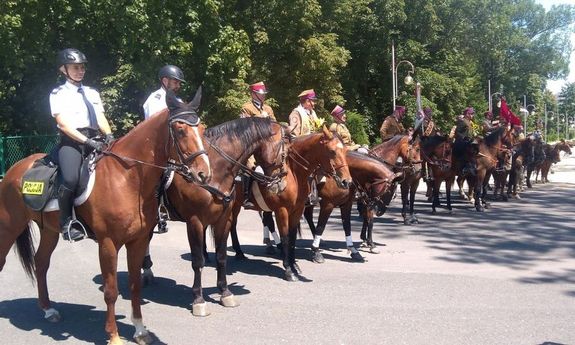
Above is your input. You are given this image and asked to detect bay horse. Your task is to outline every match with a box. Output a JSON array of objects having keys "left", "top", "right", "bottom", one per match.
[
  {"left": 466, "top": 126, "right": 514, "bottom": 211},
  {"left": 149, "top": 117, "right": 289, "bottom": 316},
  {"left": 228, "top": 127, "right": 352, "bottom": 281},
  {"left": 301, "top": 151, "right": 400, "bottom": 263},
  {"left": 535, "top": 140, "right": 571, "bottom": 183},
  {"left": 0, "top": 91, "right": 210, "bottom": 344},
  {"left": 370, "top": 135, "right": 422, "bottom": 225},
  {"left": 420, "top": 135, "right": 455, "bottom": 214}
]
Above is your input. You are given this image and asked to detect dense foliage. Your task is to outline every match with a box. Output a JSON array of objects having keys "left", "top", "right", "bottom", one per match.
[{"left": 1, "top": 0, "right": 574, "bottom": 143}]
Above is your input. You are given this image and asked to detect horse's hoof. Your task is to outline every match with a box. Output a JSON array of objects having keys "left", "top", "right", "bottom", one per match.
[
  {"left": 265, "top": 245, "right": 277, "bottom": 255},
  {"left": 476, "top": 205, "right": 485, "bottom": 212},
  {"left": 235, "top": 252, "right": 247, "bottom": 260},
  {"left": 448, "top": 209, "right": 453, "bottom": 215},
  {"left": 350, "top": 251, "right": 365, "bottom": 262},
  {"left": 484, "top": 203, "right": 491, "bottom": 209},
  {"left": 43, "top": 308, "right": 61, "bottom": 323},
  {"left": 134, "top": 330, "right": 153, "bottom": 345},
  {"left": 142, "top": 269, "right": 155, "bottom": 287},
  {"left": 403, "top": 219, "right": 410, "bottom": 225},
  {"left": 359, "top": 241, "right": 369, "bottom": 248},
  {"left": 220, "top": 294, "right": 239, "bottom": 308},
  {"left": 108, "top": 335, "right": 126, "bottom": 345},
  {"left": 285, "top": 270, "right": 298, "bottom": 282},
  {"left": 432, "top": 209, "right": 437, "bottom": 214},
  {"left": 469, "top": 198, "right": 475, "bottom": 204},
  {"left": 311, "top": 249, "right": 325, "bottom": 264},
  {"left": 192, "top": 302, "right": 211, "bottom": 317}
]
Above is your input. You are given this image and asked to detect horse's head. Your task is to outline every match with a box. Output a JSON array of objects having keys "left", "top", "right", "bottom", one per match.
[
  {"left": 401, "top": 135, "right": 422, "bottom": 173},
  {"left": 317, "top": 126, "right": 352, "bottom": 189},
  {"left": 559, "top": 139, "right": 572, "bottom": 155},
  {"left": 430, "top": 136, "right": 453, "bottom": 171},
  {"left": 253, "top": 121, "right": 291, "bottom": 194},
  {"left": 166, "top": 87, "right": 211, "bottom": 182}
]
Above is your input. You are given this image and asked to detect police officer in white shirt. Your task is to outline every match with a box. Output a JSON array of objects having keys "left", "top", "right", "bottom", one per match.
[
  {"left": 143, "top": 65, "right": 185, "bottom": 119},
  {"left": 50, "top": 48, "right": 114, "bottom": 242}
]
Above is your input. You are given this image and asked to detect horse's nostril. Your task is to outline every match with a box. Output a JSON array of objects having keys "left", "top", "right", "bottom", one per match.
[{"left": 198, "top": 171, "right": 206, "bottom": 182}]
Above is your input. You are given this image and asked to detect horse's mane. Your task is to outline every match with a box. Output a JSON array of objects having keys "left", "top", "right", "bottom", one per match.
[
  {"left": 382, "top": 135, "right": 404, "bottom": 146},
  {"left": 484, "top": 126, "right": 506, "bottom": 147},
  {"left": 421, "top": 135, "right": 447, "bottom": 150},
  {"left": 205, "top": 117, "right": 275, "bottom": 146}
]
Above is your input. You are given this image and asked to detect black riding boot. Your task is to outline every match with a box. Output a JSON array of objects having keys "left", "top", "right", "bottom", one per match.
[
  {"left": 58, "top": 185, "right": 86, "bottom": 242},
  {"left": 242, "top": 174, "right": 256, "bottom": 209}
]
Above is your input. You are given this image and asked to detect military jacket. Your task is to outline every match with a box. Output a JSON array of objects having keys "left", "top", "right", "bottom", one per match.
[
  {"left": 379, "top": 115, "right": 405, "bottom": 141},
  {"left": 240, "top": 101, "right": 276, "bottom": 120}
]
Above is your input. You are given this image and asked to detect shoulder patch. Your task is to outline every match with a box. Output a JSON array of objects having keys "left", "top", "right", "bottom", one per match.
[
  {"left": 154, "top": 93, "right": 162, "bottom": 100},
  {"left": 51, "top": 86, "right": 63, "bottom": 95}
]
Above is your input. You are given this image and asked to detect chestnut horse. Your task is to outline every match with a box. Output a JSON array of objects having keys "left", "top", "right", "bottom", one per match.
[
  {"left": 0, "top": 91, "right": 209, "bottom": 344},
  {"left": 370, "top": 135, "right": 422, "bottom": 224},
  {"left": 228, "top": 127, "right": 352, "bottom": 281},
  {"left": 301, "top": 151, "right": 400, "bottom": 263},
  {"left": 151, "top": 117, "right": 289, "bottom": 316},
  {"left": 535, "top": 140, "right": 571, "bottom": 183}
]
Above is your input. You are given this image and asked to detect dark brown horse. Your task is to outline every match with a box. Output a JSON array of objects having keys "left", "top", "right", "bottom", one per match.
[
  {"left": 153, "top": 117, "right": 289, "bottom": 316},
  {"left": 420, "top": 135, "right": 455, "bottom": 213},
  {"left": 228, "top": 127, "right": 352, "bottom": 281},
  {"left": 535, "top": 140, "right": 571, "bottom": 183},
  {"left": 370, "top": 135, "right": 422, "bottom": 224},
  {"left": 0, "top": 92, "right": 209, "bottom": 344},
  {"left": 301, "top": 151, "right": 400, "bottom": 263}
]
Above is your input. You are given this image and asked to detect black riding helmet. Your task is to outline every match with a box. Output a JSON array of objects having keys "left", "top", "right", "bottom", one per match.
[
  {"left": 58, "top": 48, "right": 87, "bottom": 67},
  {"left": 158, "top": 65, "right": 186, "bottom": 83}
]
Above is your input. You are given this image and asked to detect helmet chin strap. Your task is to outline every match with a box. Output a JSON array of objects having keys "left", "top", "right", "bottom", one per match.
[{"left": 63, "top": 65, "right": 83, "bottom": 84}]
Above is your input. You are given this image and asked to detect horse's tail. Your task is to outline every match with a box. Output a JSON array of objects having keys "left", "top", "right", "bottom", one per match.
[{"left": 15, "top": 222, "right": 36, "bottom": 281}]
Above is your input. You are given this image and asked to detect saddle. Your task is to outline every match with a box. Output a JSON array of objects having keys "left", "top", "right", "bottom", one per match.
[{"left": 21, "top": 148, "right": 96, "bottom": 212}]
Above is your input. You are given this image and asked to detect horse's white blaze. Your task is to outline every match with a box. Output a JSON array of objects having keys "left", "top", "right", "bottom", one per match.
[{"left": 192, "top": 126, "right": 211, "bottom": 176}]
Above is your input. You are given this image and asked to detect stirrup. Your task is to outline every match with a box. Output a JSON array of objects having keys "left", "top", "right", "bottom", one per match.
[
  {"left": 157, "top": 204, "right": 170, "bottom": 233},
  {"left": 62, "top": 219, "right": 87, "bottom": 242}
]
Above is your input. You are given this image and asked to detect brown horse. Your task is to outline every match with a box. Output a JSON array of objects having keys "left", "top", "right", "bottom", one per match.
[
  {"left": 420, "top": 135, "right": 455, "bottom": 213},
  {"left": 535, "top": 140, "right": 571, "bottom": 183},
  {"left": 0, "top": 91, "right": 209, "bottom": 344},
  {"left": 153, "top": 117, "right": 289, "bottom": 316},
  {"left": 466, "top": 126, "right": 514, "bottom": 211},
  {"left": 370, "top": 135, "right": 422, "bottom": 224},
  {"left": 228, "top": 127, "right": 352, "bottom": 281},
  {"left": 301, "top": 151, "right": 400, "bottom": 263}
]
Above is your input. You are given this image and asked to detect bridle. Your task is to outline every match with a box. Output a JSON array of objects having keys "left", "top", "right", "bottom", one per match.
[
  {"left": 421, "top": 141, "right": 451, "bottom": 171},
  {"left": 288, "top": 137, "right": 349, "bottom": 189}
]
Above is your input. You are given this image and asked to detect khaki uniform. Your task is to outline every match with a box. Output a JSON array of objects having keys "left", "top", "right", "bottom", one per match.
[
  {"left": 455, "top": 117, "right": 475, "bottom": 141},
  {"left": 330, "top": 123, "right": 360, "bottom": 150},
  {"left": 240, "top": 101, "right": 276, "bottom": 120},
  {"left": 379, "top": 115, "right": 405, "bottom": 141},
  {"left": 289, "top": 105, "right": 317, "bottom": 136}
]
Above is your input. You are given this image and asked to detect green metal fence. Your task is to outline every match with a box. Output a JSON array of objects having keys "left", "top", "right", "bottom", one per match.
[{"left": 0, "top": 135, "right": 59, "bottom": 177}]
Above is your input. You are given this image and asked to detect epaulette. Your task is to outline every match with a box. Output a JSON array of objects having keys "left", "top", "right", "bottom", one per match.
[
  {"left": 51, "top": 86, "right": 63, "bottom": 95},
  {"left": 154, "top": 93, "right": 162, "bottom": 100}
]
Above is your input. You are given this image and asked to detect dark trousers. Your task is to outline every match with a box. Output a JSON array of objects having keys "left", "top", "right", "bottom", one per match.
[{"left": 58, "top": 141, "right": 83, "bottom": 192}]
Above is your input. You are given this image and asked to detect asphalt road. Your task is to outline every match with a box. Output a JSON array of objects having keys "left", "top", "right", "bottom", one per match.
[{"left": 0, "top": 154, "right": 574, "bottom": 345}]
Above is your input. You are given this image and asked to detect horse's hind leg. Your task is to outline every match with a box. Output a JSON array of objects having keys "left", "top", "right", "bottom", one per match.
[
  {"left": 126, "top": 236, "right": 153, "bottom": 345},
  {"left": 34, "top": 228, "right": 61, "bottom": 322},
  {"left": 340, "top": 197, "right": 364, "bottom": 261}
]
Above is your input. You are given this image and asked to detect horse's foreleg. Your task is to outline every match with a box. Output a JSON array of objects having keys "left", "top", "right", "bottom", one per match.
[
  {"left": 309, "top": 203, "right": 335, "bottom": 264},
  {"left": 126, "top": 236, "right": 153, "bottom": 345},
  {"left": 400, "top": 183, "right": 409, "bottom": 225},
  {"left": 339, "top": 197, "right": 364, "bottom": 260},
  {"left": 229, "top": 202, "right": 246, "bottom": 259},
  {"left": 409, "top": 180, "right": 420, "bottom": 224},
  {"left": 275, "top": 208, "right": 296, "bottom": 281},
  {"left": 34, "top": 229, "right": 60, "bottom": 322},
  {"left": 446, "top": 176, "right": 454, "bottom": 213},
  {"left": 98, "top": 238, "right": 122, "bottom": 345},
  {"left": 214, "top": 214, "right": 239, "bottom": 309},
  {"left": 186, "top": 220, "right": 209, "bottom": 317},
  {"left": 303, "top": 206, "right": 316, "bottom": 237}
]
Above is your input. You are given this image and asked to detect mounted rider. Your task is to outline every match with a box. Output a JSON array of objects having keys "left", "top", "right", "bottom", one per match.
[
  {"left": 50, "top": 48, "right": 114, "bottom": 242},
  {"left": 239, "top": 81, "right": 276, "bottom": 209},
  {"left": 289, "top": 89, "right": 322, "bottom": 205},
  {"left": 454, "top": 107, "right": 479, "bottom": 176},
  {"left": 143, "top": 64, "right": 185, "bottom": 119},
  {"left": 379, "top": 105, "right": 407, "bottom": 141},
  {"left": 482, "top": 111, "right": 500, "bottom": 135},
  {"left": 329, "top": 105, "right": 368, "bottom": 154},
  {"left": 418, "top": 106, "right": 440, "bottom": 182}
]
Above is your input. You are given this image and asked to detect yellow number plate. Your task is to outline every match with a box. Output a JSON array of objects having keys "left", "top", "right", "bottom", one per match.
[{"left": 22, "top": 181, "right": 45, "bottom": 195}]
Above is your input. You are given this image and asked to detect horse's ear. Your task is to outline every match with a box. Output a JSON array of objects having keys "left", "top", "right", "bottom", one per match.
[
  {"left": 189, "top": 85, "right": 202, "bottom": 111},
  {"left": 165, "top": 90, "right": 183, "bottom": 113},
  {"left": 322, "top": 125, "right": 333, "bottom": 139}
]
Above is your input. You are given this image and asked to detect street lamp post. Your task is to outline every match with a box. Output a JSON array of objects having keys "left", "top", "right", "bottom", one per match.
[
  {"left": 546, "top": 109, "right": 554, "bottom": 142},
  {"left": 391, "top": 41, "right": 415, "bottom": 109},
  {"left": 526, "top": 104, "right": 536, "bottom": 133}
]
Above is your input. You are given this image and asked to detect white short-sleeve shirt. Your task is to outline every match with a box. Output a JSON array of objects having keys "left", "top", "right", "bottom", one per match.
[
  {"left": 143, "top": 87, "right": 167, "bottom": 119},
  {"left": 49, "top": 81, "right": 104, "bottom": 129}
]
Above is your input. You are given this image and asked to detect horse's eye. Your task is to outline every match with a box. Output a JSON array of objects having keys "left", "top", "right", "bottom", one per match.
[{"left": 177, "top": 128, "right": 186, "bottom": 137}]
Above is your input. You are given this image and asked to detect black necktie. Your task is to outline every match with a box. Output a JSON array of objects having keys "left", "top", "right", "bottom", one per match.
[{"left": 78, "top": 87, "right": 98, "bottom": 129}]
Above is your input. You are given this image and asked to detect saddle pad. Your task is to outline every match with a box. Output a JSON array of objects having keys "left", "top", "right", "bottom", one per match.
[
  {"left": 252, "top": 182, "right": 272, "bottom": 212},
  {"left": 43, "top": 170, "right": 97, "bottom": 212},
  {"left": 21, "top": 159, "right": 58, "bottom": 211}
]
